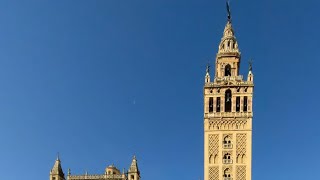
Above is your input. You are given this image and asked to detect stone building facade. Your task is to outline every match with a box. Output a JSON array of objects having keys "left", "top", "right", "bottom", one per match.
[
  {"left": 49, "top": 156, "right": 140, "bottom": 180},
  {"left": 203, "top": 4, "right": 254, "bottom": 180}
]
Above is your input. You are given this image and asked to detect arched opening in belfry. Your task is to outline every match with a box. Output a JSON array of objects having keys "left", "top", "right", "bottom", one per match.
[
  {"left": 225, "top": 64, "right": 231, "bottom": 76},
  {"left": 225, "top": 89, "right": 232, "bottom": 112},
  {"left": 209, "top": 97, "right": 213, "bottom": 113}
]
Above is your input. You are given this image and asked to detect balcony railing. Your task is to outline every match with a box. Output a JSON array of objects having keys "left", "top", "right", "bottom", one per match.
[
  {"left": 68, "top": 174, "right": 125, "bottom": 180},
  {"left": 223, "top": 159, "right": 233, "bottom": 164},
  {"left": 206, "top": 111, "right": 252, "bottom": 118},
  {"left": 224, "top": 177, "right": 232, "bottom": 180},
  {"left": 215, "top": 75, "right": 243, "bottom": 82},
  {"left": 223, "top": 144, "right": 232, "bottom": 149}
]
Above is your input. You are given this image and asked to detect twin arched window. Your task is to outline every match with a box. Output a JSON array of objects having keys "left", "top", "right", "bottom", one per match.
[{"left": 223, "top": 136, "right": 232, "bottom": 148}]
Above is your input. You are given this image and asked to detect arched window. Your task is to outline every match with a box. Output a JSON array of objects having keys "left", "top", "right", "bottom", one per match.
[
  {"left": 210, "top": 154, "right": 218, "bottom": 164},
  {"left": 223, "top": 168, "right": 231, "bottom": 178},
  {"left": 223, "top": 153, "right": 231, "bottom": 160},
  {"left": 216, "top": 97, "right": 221, "bottom": 112},
  {"left": 225, "top": 64, "right": 231, "bottom": 76},
  {"left": 214, "top": 155, "right": 218, "bottom": 164},
  {"left": 223, "top": 153, "right": 232, "bottom": 164},
  {"left": 243, "top": 96, "right": 248, "bottom": 112},
  {"left": 237, "top": 154, "right": 241, "bottom": 163},
  {"left": 236, "top": 96, "right": 240, "bottom": 112},
  {"left": 225, "top": 89, "right": 232, "bottom": 112},
  {"left": 223, "top": 136, "right": 232, "bottom": 148},
  {"left": 242, "top": 154, "right": 246, "bottom": 163},
  {"left": 209, "top": 154, "right": 213, "bottom": 164},
  {"left": 209, "top": 97, "right": 213, "bottom": 113}
]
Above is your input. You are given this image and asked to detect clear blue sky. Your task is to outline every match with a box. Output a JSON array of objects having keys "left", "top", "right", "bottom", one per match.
[{"left": 0, "top": 0, "right": 319, "bottom": 180}]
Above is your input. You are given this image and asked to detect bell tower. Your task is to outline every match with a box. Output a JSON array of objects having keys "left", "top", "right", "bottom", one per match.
[{"left": 204, "top": 2, "right": 254, "bottom": 180}]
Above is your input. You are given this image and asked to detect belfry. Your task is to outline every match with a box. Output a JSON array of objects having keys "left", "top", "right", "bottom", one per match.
[{"left": 203, "top": 2, "right": 254, "bottom": 180}]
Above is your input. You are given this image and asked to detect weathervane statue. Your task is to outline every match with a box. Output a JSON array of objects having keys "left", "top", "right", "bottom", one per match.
[
  {"left": 226, "top": 0, "right": 231, "bottom": 22},
  {"left": 206, "top": 63, "right": 210, "bottom": 74},
  {"left": 249, "top": 59, "right": 253, "bottom": 71}
]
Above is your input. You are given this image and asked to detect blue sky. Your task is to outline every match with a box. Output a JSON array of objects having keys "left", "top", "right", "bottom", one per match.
[{"left": 0, "top": 0, "right": 319, "bottom": 180}]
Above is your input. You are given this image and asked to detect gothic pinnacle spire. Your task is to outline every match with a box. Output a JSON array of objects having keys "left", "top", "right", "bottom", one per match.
[
  {"left": 129, "top": 155, "right": 140, "bottom": 174},
  {"left": 50, "top": 156, "right": 65, "bottom": 179}
]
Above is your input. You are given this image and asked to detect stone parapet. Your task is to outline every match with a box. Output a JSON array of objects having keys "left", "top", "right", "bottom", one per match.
[{"left": 68, "top": 174, "right": 124, "bottom": 180}]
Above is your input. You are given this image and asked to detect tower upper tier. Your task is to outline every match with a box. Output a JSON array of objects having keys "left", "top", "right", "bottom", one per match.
[{"left": 217, "top": 21, "right": 240, "bottom": 57}]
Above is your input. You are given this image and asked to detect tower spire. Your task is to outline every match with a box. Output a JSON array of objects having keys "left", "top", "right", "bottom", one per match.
[
  {"left": 50, "top": 156, "right": 65, "bottom": 180},
  {"left": 217, "top": 1, "right": 239, "bottom": 57},
  {"left": 129, "top": 155, "right": 139, "bottom": 173},
  {"left": 128, "top": 155, "right": 140, "bottom": 180}
]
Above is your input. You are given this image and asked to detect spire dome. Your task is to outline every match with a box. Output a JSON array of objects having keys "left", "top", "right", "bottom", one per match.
[
  {"left": 217, "top": 1, "right": 240, "bottom": 56},
  {"left": 217, "top": 21, "right": 240, "bottom": 56}
]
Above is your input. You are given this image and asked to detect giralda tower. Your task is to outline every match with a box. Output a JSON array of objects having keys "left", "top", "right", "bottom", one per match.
[{"left": 203, "top": 2, "right": 254, "bottom": 180}]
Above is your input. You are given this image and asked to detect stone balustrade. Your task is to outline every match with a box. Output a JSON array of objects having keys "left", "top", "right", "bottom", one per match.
[
  {"left": 205, "top": 112, "right": 253, "bottom": 118},
  {"left": 68, "top": 174, "right": 124, "bottom": 180}
]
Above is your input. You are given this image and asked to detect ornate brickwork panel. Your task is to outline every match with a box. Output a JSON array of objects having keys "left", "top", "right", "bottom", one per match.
[
  {"left": 209, "top": 166, "right": 219, "bottom": 180},
  {"left": 209, "top": 134, "right": 219, "bottom": 164},
  {"left": 236, "top": 166, "right": 246, "bottom": 180},
  {"left": 236, "top": 134, "right": 247, "bottom": 155}
]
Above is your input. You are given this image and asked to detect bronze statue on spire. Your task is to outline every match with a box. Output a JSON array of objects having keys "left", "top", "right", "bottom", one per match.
[
  {"left": 226, "top": 0, "right": 231, "bottom": 22},
  {"left": 249, "top": 59, "right": 253, "bottom": 71},
  {"left": 206, "top": 63, "right": 210, "bottom": 74}
]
